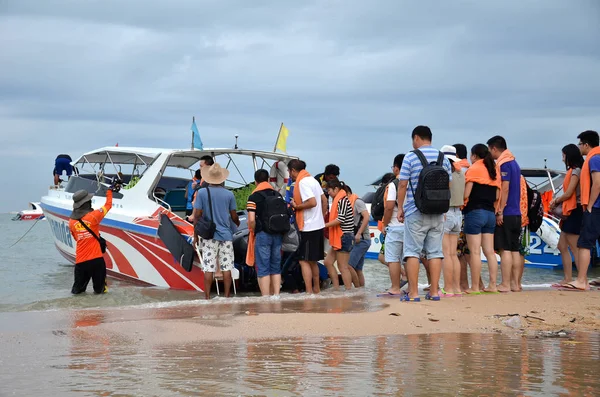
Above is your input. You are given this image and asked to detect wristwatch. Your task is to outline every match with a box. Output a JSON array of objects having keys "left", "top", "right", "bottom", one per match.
[{"left": 496, "top": 211, "right": 503, "bottom": 216}]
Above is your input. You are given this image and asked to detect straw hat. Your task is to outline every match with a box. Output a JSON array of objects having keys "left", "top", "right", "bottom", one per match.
[
  {"left": 440, "top": 145, "right": 460, "bottom": 163},
  {"left": 202, "top": 163, "right": 230, "bottom": 185}
]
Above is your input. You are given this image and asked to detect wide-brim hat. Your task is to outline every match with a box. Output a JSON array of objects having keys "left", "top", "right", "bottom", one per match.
[
  {"left": 440, "top": 145, "right": 460, "bottom": 163},
  {"left": 72, "top": 189, "right": 94, "bottom": 209},
  {"left": 202, "top": 163, "right": 230, "bottom": 185}
]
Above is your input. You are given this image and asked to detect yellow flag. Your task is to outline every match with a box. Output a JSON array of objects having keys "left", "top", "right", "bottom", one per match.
[{"left": 276, "top": 123, "right": 289, "bottom": 153}]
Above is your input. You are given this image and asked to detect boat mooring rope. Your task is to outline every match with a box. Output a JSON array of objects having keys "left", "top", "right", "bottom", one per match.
[{"left": 9, "top": 217, "right": 43, "bottom": 248}]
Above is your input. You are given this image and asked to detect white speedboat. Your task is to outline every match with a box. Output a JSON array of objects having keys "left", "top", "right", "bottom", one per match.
[
  {"left": 41, "top": 146, "right": 296, "bottom": 291},
  {"left": 362, "top": 167, "right": 567, "bottom": 270},
  {"left": 12, "top": 202, "right": 45, "bottom": 221}
]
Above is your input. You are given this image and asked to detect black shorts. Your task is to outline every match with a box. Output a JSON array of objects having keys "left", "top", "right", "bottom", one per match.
[
  {"left": 185, "top": 208, "right": 193, "bottom": 216},
  {"left": 577, "top": 208, "right": 600, "bottom": 250},
  {"left": 561, "top": 205, "right": 583, "bottom": 235},
  {"left": 72, "top": 257, "right": 107, "bottom": 294},
  {"left": 299, "top": 229, "right": 325, "bottom": 262},
  {"left": 494, "top": 215, "right": 522, "bottom": 252}
]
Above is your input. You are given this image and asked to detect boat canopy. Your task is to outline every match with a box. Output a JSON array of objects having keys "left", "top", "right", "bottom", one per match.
[
  {"left": 165, "top": 149, "right": 298, "bottom": 169},
  {"left": 74, "top": 147, "right": 164, "bottom": 165}
]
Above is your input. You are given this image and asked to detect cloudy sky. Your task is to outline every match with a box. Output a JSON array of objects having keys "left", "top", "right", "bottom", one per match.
[{"left": 1, "top": 0, "right": 599, "bottom": 212}]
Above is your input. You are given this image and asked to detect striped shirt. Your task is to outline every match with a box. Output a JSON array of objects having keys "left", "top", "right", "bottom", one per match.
[
  {"left": 337, "top": 196, "right": 354, "bottom": 234},
  {"left": 399, "top": 146, "right": 453, "bottom": 217}
]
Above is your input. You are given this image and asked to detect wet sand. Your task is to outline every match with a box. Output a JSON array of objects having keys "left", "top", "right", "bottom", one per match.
[
  {"left": 2, "top": 290, "right": 600, "bottom": 396},
  {"left": 19, "top": 289, "right": 596, "bottom": 345},
  {"left": 100, "top": 291, "right": 600, "bottom": 343}
]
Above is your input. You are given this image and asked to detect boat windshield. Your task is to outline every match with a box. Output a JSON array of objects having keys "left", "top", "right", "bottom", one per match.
[
  {"left": 522, "top": 168, "right": 566, "bottom": 195},
  {"left": 152, "top": 149, "right": 297, "bottom": 215}
]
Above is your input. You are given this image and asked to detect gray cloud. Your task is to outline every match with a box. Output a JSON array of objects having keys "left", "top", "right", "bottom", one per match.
[{"left": 1, "top": 0, "right": 599, "bottom": 211}]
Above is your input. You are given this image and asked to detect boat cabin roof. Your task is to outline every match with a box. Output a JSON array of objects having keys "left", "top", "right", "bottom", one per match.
[
  {"left": 521, "top": 168, "right": 565, "bottom": 179},
  {"left": 75, "top": 147, "right": 297, "bottom": 168}
]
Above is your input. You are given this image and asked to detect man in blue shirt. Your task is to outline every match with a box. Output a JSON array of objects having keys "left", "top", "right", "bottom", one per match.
[
  {"left": 573, "top": 130, "right": 600, "bottom": 290},
  {"left": 191, "top": 163, "right": 240, "bottom": 299},
  {"left": 487, "top": 135, "right": 522, "bottom": 293},
  {"left": 397, "top": 126, "right": 452, "bottom": 301}
]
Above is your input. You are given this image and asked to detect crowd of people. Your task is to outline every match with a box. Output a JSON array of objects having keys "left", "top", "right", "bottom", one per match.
[{"left": 67, "top": 126, "right": 600, "bottom": 300}]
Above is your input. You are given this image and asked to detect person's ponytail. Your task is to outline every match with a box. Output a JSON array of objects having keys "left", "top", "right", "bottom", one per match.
[{"left": 471, "top": 143, "right": 497, "bottom": 180}]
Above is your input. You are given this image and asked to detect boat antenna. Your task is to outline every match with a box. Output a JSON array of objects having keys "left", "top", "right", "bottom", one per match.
[
  {"left": 234, "top": 134, "right": 239, "bottom": 150},
  {"left": 544, "top": 158, "right": 547, "bottom": 169}
]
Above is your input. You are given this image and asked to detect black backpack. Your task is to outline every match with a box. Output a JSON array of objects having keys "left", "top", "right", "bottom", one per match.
[
  {"left": 371, "top": 179, "right": 399, "bottom": 221},
  {"left": 258, "top": 190, "right": 291, "bottom": 234},
  {"left": 410, "top": 150, "right": 451, "bottom": 215},
  {"left": 526, "top": 184, "right": 544, "bottom": 233}
]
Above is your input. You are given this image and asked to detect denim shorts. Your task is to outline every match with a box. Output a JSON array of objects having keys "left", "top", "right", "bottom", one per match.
[
  {"left": 444, "top": 207, "right": 463, "bottom": 235},
  {"left": 464, "top": 209, "right": 496, "bottom": 235},
  {"left": 384, "top": 226, "right": 404, "bottom": 263},
  {"left": 255, "top": 231, "right": 283, "bottom": 277},
  {"left": 577, "top": 209, "right": 600, "bottom": 250},
  {"left": 349, "top": 237, "right": 371, "bottom": 271},
  {"left": 403, "top": 212, "right": 444, "bottom": 260},
  {"left": 336, "top": 233, "right": 354, "bottom": 253}
]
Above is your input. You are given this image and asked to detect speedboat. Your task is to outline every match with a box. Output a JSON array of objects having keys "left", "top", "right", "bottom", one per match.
[
  {"left": 12, "top": 202, "right": 45, "bottom": 221},
  {"left": 361, "top": 167, "right": 576, "bottom": 270},
  {"left": 40, "top": 146, "right": 300, "bottom": 291}
]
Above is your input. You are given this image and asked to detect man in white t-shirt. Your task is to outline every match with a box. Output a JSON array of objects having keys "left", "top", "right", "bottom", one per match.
[
  {"left": 288, "top": 159, "right": 328, "bottom": 294},
  {"left": 382, "top": 154, "right": 406, "bottom": 296}
]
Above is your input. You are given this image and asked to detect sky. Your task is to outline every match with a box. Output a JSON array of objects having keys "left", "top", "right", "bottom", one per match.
[{"left": 1, "top": 0, "right": 599, "bottom": 212}]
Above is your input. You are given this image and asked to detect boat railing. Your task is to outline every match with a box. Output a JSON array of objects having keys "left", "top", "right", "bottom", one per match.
[{"left": 153, "top": 192, "right": 171, "bottom": 212}]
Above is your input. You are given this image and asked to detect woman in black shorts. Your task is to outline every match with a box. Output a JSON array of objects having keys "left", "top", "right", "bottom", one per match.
[{"left": 550, "top": 144, "right": 584, "bottom": 286}]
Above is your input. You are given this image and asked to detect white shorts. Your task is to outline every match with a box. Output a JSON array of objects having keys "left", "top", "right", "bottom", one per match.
[{"left": 200, "top": 239, "right": 235, "bottom": 273}]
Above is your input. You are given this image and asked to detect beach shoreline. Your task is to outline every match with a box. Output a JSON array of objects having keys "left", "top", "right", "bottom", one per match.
[
  {"left": 2, "top": 290, "right": 599, "bottom": 345},
  {"left": 20, "top": 290, "right": 593, "bottom": 346}
]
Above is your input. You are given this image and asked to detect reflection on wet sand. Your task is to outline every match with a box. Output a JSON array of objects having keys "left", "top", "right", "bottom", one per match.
[
  {"left": 63, "top": 293, "right": 388, "bottom": 325},
  {"left": 3, "top": 324, "right": 599, "bottom": 396}
]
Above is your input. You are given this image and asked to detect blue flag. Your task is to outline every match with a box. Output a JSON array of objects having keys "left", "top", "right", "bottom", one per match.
[{"left": 191, "top": 120, "right": 203, "bottom": 150}]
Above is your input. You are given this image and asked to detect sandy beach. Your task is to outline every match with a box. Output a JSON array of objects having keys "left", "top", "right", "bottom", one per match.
[{"left": 69, "top": 290, "right": 600, "bottom": 345}]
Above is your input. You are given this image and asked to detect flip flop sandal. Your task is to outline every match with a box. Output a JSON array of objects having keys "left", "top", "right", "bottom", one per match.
[
  {"left": 425, "top": 292, "right": 440, "bottom": 301},
  {"left": 400, "top": 294, "right": 420, "bottom": 302},
  {"left": 376, "top": 291, "right": 405, "bottom": 298}
]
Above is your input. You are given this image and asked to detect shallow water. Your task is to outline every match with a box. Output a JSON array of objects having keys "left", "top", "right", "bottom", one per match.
[
  {"left": 2, "top": 325, "right": 599, "bottom": 396},
  {"left": 2, "top": 214, "right": 597, "bottom": 313}
]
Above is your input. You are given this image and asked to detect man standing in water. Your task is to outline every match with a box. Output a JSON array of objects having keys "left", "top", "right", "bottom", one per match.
[
  {"left": 246, "top": 169, "right": 286, "bottom": 297},
  {"left": 191, "top": 163, "right": 240, "bottom": 299},
  {"left": 288, "top": 159, "right": 327, "bottom": 294},
  {"left": 570, "top": 130, "right": 600, "bottom": 290},
  {"left": 69, "top": 180, "right": 122, "bottom": 294},
  {"left": 487, "top": 136, "right": 522, "bottom": 293}
]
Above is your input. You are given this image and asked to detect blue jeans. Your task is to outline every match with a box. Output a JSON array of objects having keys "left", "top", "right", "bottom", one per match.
[
  {"left": 255, "top": 231, "right": 283, "bottom": 277},
  {"left": 403, "top": 212, "right": 444, "bottom": 260},
  {"left": 464, "top": 209, "right": 496, "bottom": 235},
  {"left": 349, "top": 237, "right": 371, "bottom": 271}
]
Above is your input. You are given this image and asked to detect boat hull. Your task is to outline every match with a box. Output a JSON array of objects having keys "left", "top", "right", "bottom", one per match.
[
  {"left": 41, "top": 201, "right": 207, "bottom": 291},
  {"left": 365, "top": 221, "right": 563, "bottom": 270}
]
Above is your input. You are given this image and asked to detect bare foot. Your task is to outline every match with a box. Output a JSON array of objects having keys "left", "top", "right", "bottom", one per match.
[
  {"left": 497, "top": 284, "right": 511, "bottom": 293},
  {"left": 566, "top": 280, "right": 590, "bottom": 290},
  {"left": 484, "top": 286, "right": 498, "bottom": 293},
  {"left": 387, "top": 289, "right": 403, "bottom": 295}
]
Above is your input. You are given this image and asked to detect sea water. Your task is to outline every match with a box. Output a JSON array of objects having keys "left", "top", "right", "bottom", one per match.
[
  {"left": 2, "top": 214, "right": 600, "bottom": 396},
  {"left": 0, "top": 213, "right": 597, "bottom": 312}
]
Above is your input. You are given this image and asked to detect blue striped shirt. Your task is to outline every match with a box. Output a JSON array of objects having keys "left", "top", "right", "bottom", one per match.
[{"left": 399, "top": 146, "right": 453, "bottom": 217}]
